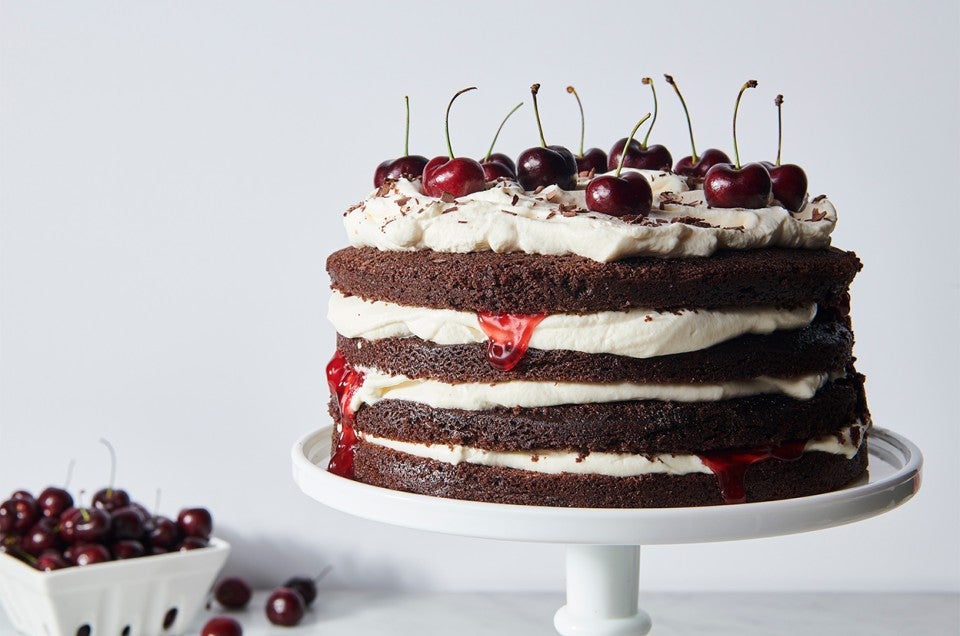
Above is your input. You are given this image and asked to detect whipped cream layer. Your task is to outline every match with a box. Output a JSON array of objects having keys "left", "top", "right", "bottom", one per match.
[
  {"left": 329, "top": 291, "right": 816, "bottom": 359},
  {"left": 344, "top": 172, "right": 836, "bottom": 262},
  {"left": 357, "top": 423, "right": 865, "bottom": 478},
  {"left": 349, "top": 366, "right": 835, "bottom": 413}
]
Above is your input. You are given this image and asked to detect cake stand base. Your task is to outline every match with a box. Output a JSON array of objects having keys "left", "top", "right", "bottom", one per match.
[{"left": 292, "top": 428, "right": 921, "bottom": 635}]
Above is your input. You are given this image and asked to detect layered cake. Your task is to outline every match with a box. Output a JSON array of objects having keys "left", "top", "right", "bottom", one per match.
[{"left": 323, "top": 86, "right": 870, "bottom": 508}]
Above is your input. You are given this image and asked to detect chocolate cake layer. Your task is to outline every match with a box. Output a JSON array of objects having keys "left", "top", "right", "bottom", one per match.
[
  {"left": 351, "top": 442, "right": 869, "bottom": 508},
  {"left": 343, "top": 375, "right": 866, "bottom": 454},
  {"left": 337, "top": 322, "right": 853, "bottom": 385},
  {"left": 328, "top": 246, "right": 862, "bottom": 313}
]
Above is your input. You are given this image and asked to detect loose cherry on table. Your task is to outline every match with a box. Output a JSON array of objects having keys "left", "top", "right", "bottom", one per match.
[
  {"left": 266, "top": 586, "right": 306, "bottom": 627},
  {"left": 422, "top": 87, "right": 487, "bottom": 198},
  {"left": 215, "top": 576, "right": 253, "bottom": 610},
  {"left": 373, "top": 96, "right": 429, "bottom": 187},
  {"left": 763, "top": 94, "right": 808, "bottom": 211},
  {"left": 703, "top": 80, "right": 772, "bottom": 209},
  {"left": 566, "top": 86, "right": 607, "bottom": 174},
  {"left": 664, "top": 74, "right": 731, "bottom": 181},
  {"left": 283, "top": 574, "right": 322, "bottom": 607},
  {"left": 479, "top": 102, "right": 523, "bottom": 180},
  {"left": 517, "top": 84, "right": 578, "bottom": 191},
  {"left": 586, "top": 114, "right": 654, "bottom": 217},
  {"left": 607, "top": 78, "right": 672, "bottom": 172},
  {"left": 202, "top": 616, "right": 243, "bottom": 636}
]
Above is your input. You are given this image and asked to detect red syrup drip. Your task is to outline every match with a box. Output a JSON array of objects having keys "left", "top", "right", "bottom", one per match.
[
  {"left": 697, "top": 440, "right": 806, "bottom": 504},
  {"left": 476, "top": 312, "right": 547, "bottom": 371},
  {"left": 326, "top": 350, "right": 365, "bottom": 479}
]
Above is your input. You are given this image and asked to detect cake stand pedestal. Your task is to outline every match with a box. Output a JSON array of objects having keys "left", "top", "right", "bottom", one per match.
[{"left": 292, "top": 428, "right": 921, "bottom": 636}]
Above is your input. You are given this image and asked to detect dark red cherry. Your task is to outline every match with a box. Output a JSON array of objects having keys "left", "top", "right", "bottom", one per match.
[
  {"left": 110, "top": 505, "right": 145, "bottom": 540},
  {"left": 202, "top": 616, "right": 243, "bottom": 636},
  {"left": 703, "top": 162, "right": 772, "bottom": 209},
  {"left": 484, "top": 152, "right": 516, "bottom": 175},
  {"left": 37, "top": 487, "right": 74, "bottom": 520},
  {"left": 586, "top": 172, "right": 652, "bottom": 217},
  {"left": 607, "top": 139, "right": 672, "bottom": 171},
  {"left": 674, "top": 148, "right": 732, "bottom": 180},
  {"left": 481, "top": 160, "right": 515, "bottom": 181},
  {"left": 72, "top": 543, "right": 111, "bottom": 566},
  {"left": 91, "top": 488, "right": 130, "bottom": 514},
  {"left": 59, "top": 507, "right": 110, "bottom": 544},
  {"left": 374, "top": 155, "right": 429, "bottom": 187},
  {"left": 111, "top": 539, "right": 145, "bottom": 560},
  {"left": 283, "top": 576, "right": 318, "bottom": 607},
  {"left": 768, "top": 163, "right": 808, "bottom": 211},
  {"left": 0, "top": 498, "right": 39, "bottom": 534},
  {"left": 21, "top": 519, "right": 60, "bottom": 556},
  {"left": 576, "top": 147, "right": 608, "bottom": 174},
  {"left": 35, "top": 549, "right": 69, "bottom": 571},
  {"left": 215, "top": 576, "right": 253, "bottom": 610},
  {"left": 10, "top": 490, "right": 35, "bottom": 504},
  {"left": 265, "top": 587, "right": 306, "bottom": 627},
  {"left": 147, "top": 515, "right": 180, "bottom": 548},
  {"left": 177, "top": 507, "right": 213, "bottom": 539},
  {"left": 423, "top": 156, "right": 487, "bottom": 197},
  {"left": 517, "top": 84, "right": 577, "bottom": 191}
]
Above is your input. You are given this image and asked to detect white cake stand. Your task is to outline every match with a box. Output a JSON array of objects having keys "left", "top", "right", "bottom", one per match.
[{"left": 291, "top": 427, "right": 921, "bottom": 636}]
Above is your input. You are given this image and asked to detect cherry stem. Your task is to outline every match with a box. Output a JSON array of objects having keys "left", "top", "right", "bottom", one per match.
[
  {"left": 732, "top": 80, "right": 758, "bottom": 170},
  {"left": 314, "top": 565, "right": 333, "bottom": 583},
  {"left": 445, "top": 87, "right": 477, "bottom": 159},
  {"left": 775, "top": 94, "right": 784, "bottom": 167},
  {"left": 78, "top": 490, "right": 89, "bottom": 520},
  {"left": 484, "top": 102, "right": 523, "bottom": 162},
  {"left": 403, "top": 96, "right": 411, "bottom": 157},
  {"left": 530, "top": 84, "right": 548, "bottom": 148},
  {"left": 664, "top": 74, "right": 698, "bottom": 163},
  {"left": 615, "top": 113, "right": 652, "bottom": 178},
  {"left": 566, "top": 86, "right": 586, "bottom": 156},
  {"left": 64, "top": 458, "right": 76, "bottom": 490},
  {"left": 99, "top": 438, "right": 117, "bottom": 495},
  {"left": 641, "top": 77, "right": 658, "bottom": 149}
]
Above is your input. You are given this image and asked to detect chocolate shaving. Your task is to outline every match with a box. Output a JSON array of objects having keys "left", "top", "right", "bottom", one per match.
[
  {"left": 534, "top": 185, "right": 546, "bottom": 194},
  {"left": 375, "top": 181, "right": 394, "bottom": 198},
  {"left": 545, "top": 189, "right": 563, "bottom": 202},
  {"left": 545, "top": 211, "right": 557, "bottom": 220},
  {"left": 560, "top": 208, "right": 577, "bottom": 218},
  {"left": 671, "top": 216, "right": 717, "bottom": 229},
  {"left": 442, "top": 206, "right": 459, "bottom": 214},
  {"left": 812, "top": 194, "right": 827, "bottom": 203},
  {"left": 558, "top": 203, "right": 580, "bottom": 215},
  {"left": 578, "top": 168, "right": 596, "bottom": 178},
  {"left": 501, "top": 209, "right": 518, "bottom": 216},
  {"left": 644, "top": 315, "right": 653, "bottom": 322},
  {"left": 395, "top": 196, "right": 411, "bottom": 208},
  {"left": 658, "top": 191, "right": 684, "bottom": 210},
  {"left": 457, "top": 219, "right": 468, "bottom": 224},
  {"left": 440, "top": 192, "right": 456, "bottom": 203},
  {"left": 511, "top": 194, "right": 520, "bottom": 206},
  {"left": 809, "top": 208, "right": 827, "bottom": 222}
]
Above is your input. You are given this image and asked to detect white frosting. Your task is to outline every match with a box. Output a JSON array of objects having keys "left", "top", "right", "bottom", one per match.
[
  {"left": 345, "top": 172, "right": 836, "bottom": 262},
  {"left": 349, "top": 366, "right": 834, "bottom": 413},
  {"left": 329, "top": 291, "right": 816, "bottom": 359},
  {"left": 357, "top": 422, "right": 865, "bottom": 477}
]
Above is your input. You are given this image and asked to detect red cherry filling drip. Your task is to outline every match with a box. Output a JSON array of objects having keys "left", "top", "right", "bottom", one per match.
[
  {"left": 697, "top": 440, "right": 806, "bottom": 504},
  {"left": 477, "top": 312, "right": 547, "bottom": 371},
  {"left": 326, "top": 351, "right": 365, "bottom": 479}
]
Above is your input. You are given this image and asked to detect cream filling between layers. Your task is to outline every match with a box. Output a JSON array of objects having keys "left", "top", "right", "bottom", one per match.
[
  {"left": 329, "top": 292, "right": 817, "bottom": 359},
  {"left": 348, "top": 366, "right": 837, "bottom": 413},
  {"left": 344, "top": 174, "right": 837, "bottom": 262},
  {"left": 356, "top": 423, "right": 865, "bottom": 477}
]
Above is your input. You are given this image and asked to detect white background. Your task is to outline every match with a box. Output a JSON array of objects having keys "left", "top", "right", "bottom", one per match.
[{"left": 1, "top": 1, "right": 957, "bottom": 593}]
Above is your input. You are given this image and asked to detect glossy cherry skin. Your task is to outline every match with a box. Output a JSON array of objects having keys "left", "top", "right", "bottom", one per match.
[
  {"left": 373, "top": 155, "right": 429, "bottom": 187},
  {"left": 283, "top": 576, "right": 318, "bottom": 607},
  {"left": 266, "top": 587, "right": 306, "bottom": 627},
  {"left": 59, "top": 507, "right": 110, "bottom": 544},
  {"left": 767, "top": 163, "right": 808, "bottom": 212},
  {"left": 10, "top": 491, "right": 35, "bottom": 503},
  {"left": 674, "top": 148, "right": 732, "bottom": 180},
  {"left": 92, "top": 488, "right": 130, "bottom": 514},
  {"left": 585, "top": 172, "right": 653, "bottom": 217},
  {"left": 215, "top": 576, "right": 253, "bottom": 610},
  {"left": 516, "top": 146, "right": 577, "bottom": 191},
  {"left": 111, "top": 539, "right": 146, "bottom": 560},
  {"left": 608, "top": 139, "right": 672, "bottom": 171},
  {"left": 178, "top": 507, "right": 213, "bottom": 539},
  {"left": 34, "top": 549, "right": 69, "bottom": 571},
  {"left": 21, "top": 519, "right": 60, "bottom": 556},
  {"left": 110, "top": 506, "right": 145, "bottom": 540},
  {"left": 703, "top": 162, "right": 772, "bottom": 209},
  {"left": 422, "top": 156, "right": 487, "bottom": 198},
  {"left": 481, "top": 160, "right": 516, "bottom": 181},
  {"left": 37, "top": 487, "right": 73, "bottom": 519},
  {"left": 0, "top": 498, "right": 39, "bottom": 534},
  {"left": 202, "top": 616, "right": 243, "bottom": 636},
  {"left": 147, "top": 516, "right": 180, "bottom": 548},
  {"left": 72, "top": 543, "right": 111, "bottom": 566},
  {"left": 576, "top": 148, "right": 608, "bottom": 174}
]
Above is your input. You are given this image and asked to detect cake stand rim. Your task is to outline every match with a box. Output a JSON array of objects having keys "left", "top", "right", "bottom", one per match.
[{"left": 291, "top": 426, "right": 922, "bottom": 545}]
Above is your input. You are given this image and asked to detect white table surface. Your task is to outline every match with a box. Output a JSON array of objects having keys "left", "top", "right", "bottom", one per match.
[{"left": 3, "top": 590, "right": 954, "bottom": 635}]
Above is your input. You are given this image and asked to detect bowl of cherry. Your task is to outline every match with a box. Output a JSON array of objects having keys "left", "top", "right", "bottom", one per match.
[{"left": 0, "top": 485, "right": 229, "bottom": 636}]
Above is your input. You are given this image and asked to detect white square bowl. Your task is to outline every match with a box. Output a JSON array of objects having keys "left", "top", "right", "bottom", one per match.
[{"left": 0, "top": 538, "right": 229, "bottom": 636}]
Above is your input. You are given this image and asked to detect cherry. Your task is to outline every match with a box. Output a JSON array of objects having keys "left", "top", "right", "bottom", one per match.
[
  {"left": 765, "top": 94, "right": 808, "bottom": 211},
  {"left": 703, "top": 80, "right": 772, "bottom": 209},
  {"left": 34, "top": 549, "right": 69, "bottom": 571},
  {"left": 517, "top": 84, "right": 578, "bottom": 191},
  {"left": 607, "top": 78, "right": 672, "bottom": 172},
  {"left": 480, "top": 102, "right": 523, "bottom": 180},
  {"left": 566, "top": 86, "right": 607, "bottom": 174},
  {"left": 177, "top": 507, "right": 213, "bottom": 539},
  {"left": 422, "top": 87, "right": 486, "bottom": 198},
  {"left": 60, "top": 506, "right": 110, "bottom": 544},
  {"left": 92, "top": 439, "right": 130, "bottom": 513},
  {"left": 283, "top": 576, "right": 318, "bottom": 607},
  {"left": 110, "top": 505, "right": 145, "bottom": 540},
  {"left": 147, "top": 515, "right": 180, "bottom": 548},
  {"left": 178, "top": 536, "right": 209, "bottom": 551},
  {"left": 38, "top": 487, "right": 74, "bottom": 520},
  {"left": 10, "top": 490, "right": 35, "bottom": 504},
  {"left": 72, "top": 543, "right": 111, "bottom": 566},
  {"left": 202, "top": 616, "right": 243, "bottom": 636},
  {"left": 111, "top": 539, "right": 145, "bottom": 560},
  {"left": 0, "top": 497, "right": 39, "bottom": 534},
  {"left": 265, "top": 587, "right": 306, "bottom": 627},
  {"left": 215, "top": 576, "right": 253, "bottom": 610},
  {"left": 664, "top": 74, "right": 731, "bottom": 181},
  {"left": 21, "top": 519, "right": 60, "bottom": 556},
  {"left": 373, "top": 96, "right": 429, "bottom": 187},
  {"left": 586, "top": 114, "right": 654, "bottom": 217}
]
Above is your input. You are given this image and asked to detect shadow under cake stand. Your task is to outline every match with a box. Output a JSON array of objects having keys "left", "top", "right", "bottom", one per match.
[{"left": 292, "top": 427, "right": 922, "bottom": 636}]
